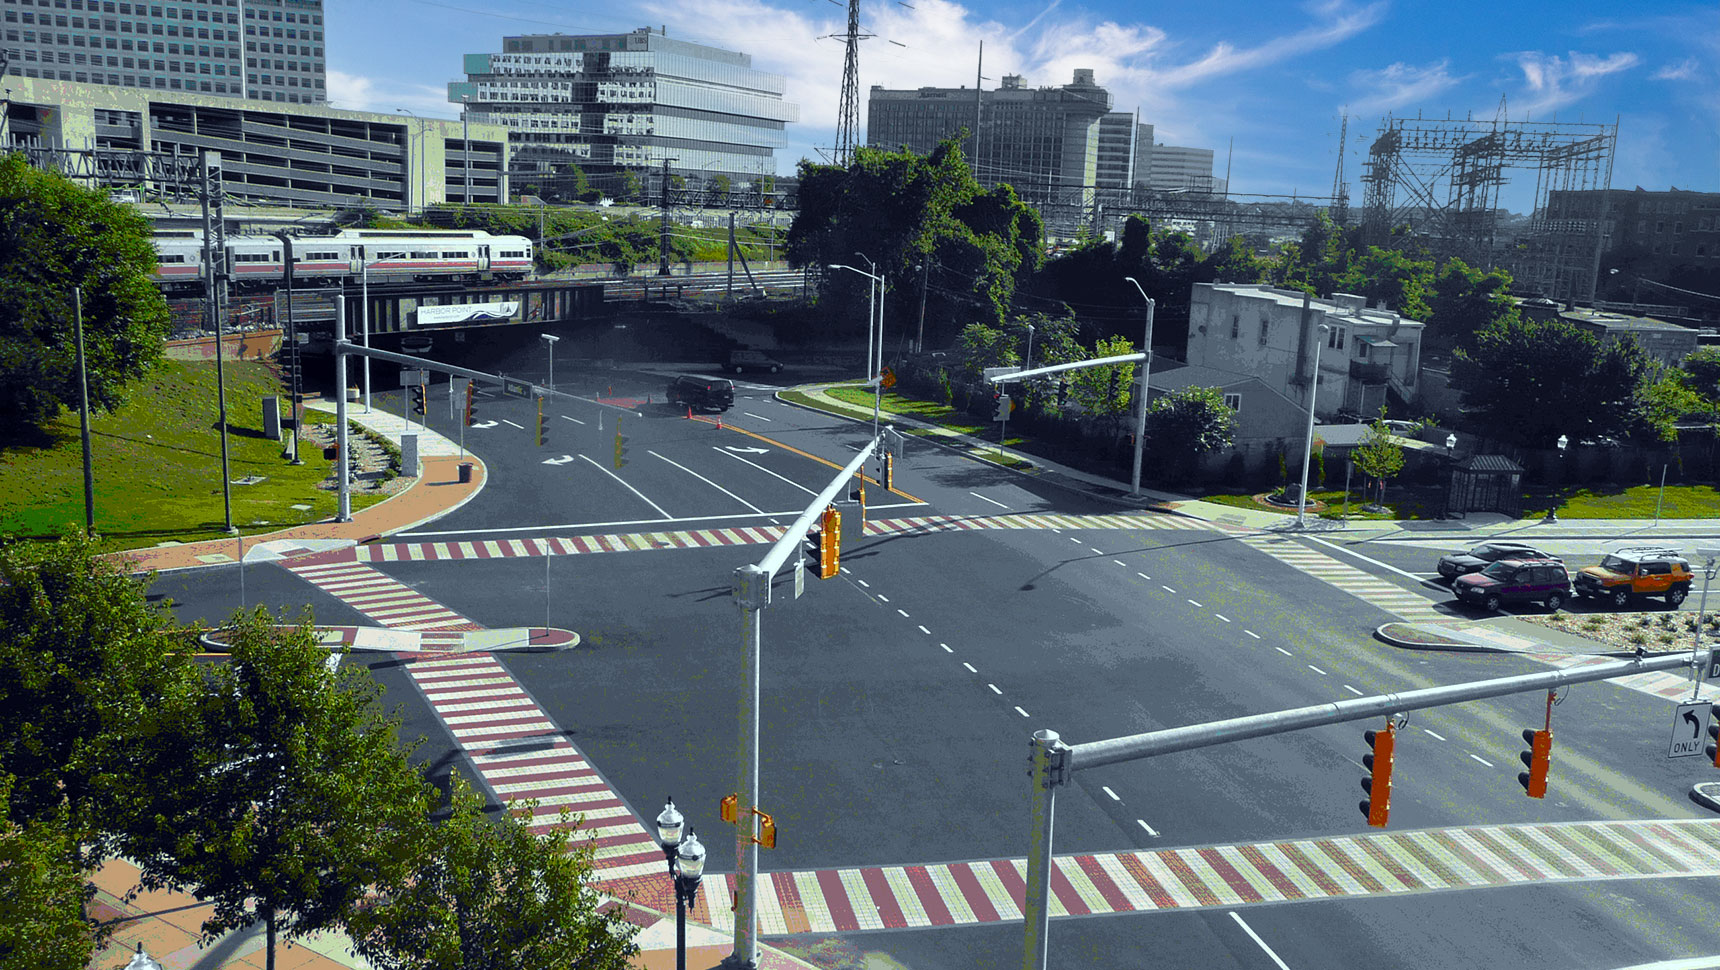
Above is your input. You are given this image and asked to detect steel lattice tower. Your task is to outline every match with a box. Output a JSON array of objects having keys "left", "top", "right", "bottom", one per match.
[{"left": 834, "top": 0, "right": 864, "bottom": 167}]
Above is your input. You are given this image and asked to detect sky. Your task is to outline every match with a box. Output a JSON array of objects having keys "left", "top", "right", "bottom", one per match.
[{"left": 325, "top": 0, "right": 1719, "bottom": 213}]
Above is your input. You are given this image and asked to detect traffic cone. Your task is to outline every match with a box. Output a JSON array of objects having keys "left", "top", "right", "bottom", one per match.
[{"left": 717, "top": 414, "right": 723, "bottom": 430}]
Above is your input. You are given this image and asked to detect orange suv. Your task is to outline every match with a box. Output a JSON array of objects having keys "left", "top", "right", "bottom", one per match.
[{"left": 1573, "top": 547, "right": 1692, "bottom": 609}]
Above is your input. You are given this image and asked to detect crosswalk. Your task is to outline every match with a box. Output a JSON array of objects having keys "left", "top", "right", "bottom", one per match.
[
  {"left": 1239, "top": 533, "right": 1446, "bottom": 621},
  {"left": 602, "top": 816, "right": 1720, "bottom": 935},
  {"left": 282, "top": 556, "right": 477, "bottom": 631},
  {"left": 1527, "top": 652, "right": 1718, "bottom": 703}
]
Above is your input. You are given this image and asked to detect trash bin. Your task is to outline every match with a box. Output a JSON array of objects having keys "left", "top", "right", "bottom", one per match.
[{"left": 458, "top": 462, "right": 473, "bottom": 484}]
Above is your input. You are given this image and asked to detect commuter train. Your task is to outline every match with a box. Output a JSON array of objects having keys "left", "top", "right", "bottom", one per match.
[{"left": 152, "top": 229, "right": 535, "bottom": 291}]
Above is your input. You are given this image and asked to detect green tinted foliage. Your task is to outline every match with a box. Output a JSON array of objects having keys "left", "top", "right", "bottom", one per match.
[
  {"left": 1451, "top": 317, "right": 1649, "bottom": 446},
  {"left": 1145, "top": 386, "right": 1237, "bottom": 461},
  {"left": 1682, "top": 347, "right": 1720, "bottom": 403},
  {"left": 0, "top": 778, "right": 97, "bottom": 970},
  {"left": 0, "top": 154, "right": 171, "bottom": 426},
  {"left": 1065, "top": 334, "right": 1137, "bottom": 425},
  {"left": 1428, "top": 258, "right": 1516, "bottom": 344}
]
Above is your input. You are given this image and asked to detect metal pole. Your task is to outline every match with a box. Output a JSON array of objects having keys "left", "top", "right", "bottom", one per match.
[
  {"left": 542, "top": 537, "right": 551, "bottom": 644},
  {"left": 273, "top": 232, "right": 302, "bottom": 464},
  {"left": 727, "top": 211, "right": 735, "bottom": 299},
  {"left": 73, "top": 286, "right": 95, "bottom": 532},
  {"left": 461, "top": 95, "right": 470, "bottom": 205},
  {"left": 732, "top": 583, "right": 763, "bottom": 969},
  {"left": 659, "top": 158, "right": 673, "bottom": 277},
  {"left": 449, "top": 373, "right": 455, "bottom": 422},
  {"left": 1022, "top": 729, "right": 1061, "bottom": 970},
  {"left": 873, "top": 275, "right": 884, "bottom": 442},
  {"left": 1692, "top": 557, "right": 1716, "bottom": 701},
  {"left": 1296, "top": 325, "right": 1330, "bottom": 529},
  {"left": 916, "top": 259, "right": 929, "bottom": 354},
  {"left": 1124, "top": 279, "right": 1155, "bottom": 494},
  {"left": 203, "top": 154, "right": 235, "bottom": 536},
  {"left": 334, "top": 299, "right": 352, "bottom": 522},
  {"left": 361, "top": 252, "right": 372, "bottom": 414},
  {"left": 676, "top": 881, "right": 687, "bottom": 970},
  {"left": 1656, "top": 464, "right": 1667, "bottom": 526}
]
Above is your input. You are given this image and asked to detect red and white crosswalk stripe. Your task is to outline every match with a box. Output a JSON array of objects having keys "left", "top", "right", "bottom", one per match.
[
  {"left": 601, "top": 817, "right": 1720, "bottom": 934},
  {"left": 399, "top": 655, "right": 662, "bottom": 882},
  {"left": 282, "top": 558, "right": 475, "bottom": 631},
  {"left": 1527, "top": 652, "right": 1718, "bottom": 704}
]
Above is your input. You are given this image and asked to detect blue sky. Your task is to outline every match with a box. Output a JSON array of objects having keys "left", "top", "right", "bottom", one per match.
[{"left": 326, "top": 1, "right": 1717, "bottom": 212}]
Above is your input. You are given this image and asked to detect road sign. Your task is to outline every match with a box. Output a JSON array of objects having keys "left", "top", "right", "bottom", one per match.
[
  {"left": 982, "top": 366, "right": 1022, "bottom": 382},
  {"left": 880, "top": 367, "right": 897, "bottom": 389},
  {"left": 1708, "top": 647, "right": 1720, "bottom": 681},
  {"left": 794, "top": 556, "right": 804, "bottom": 600},
  {"left": 399, "top": 368, "right": 427, "bottom": 384},
  {"left": 501, "top": 378, "right": 533, "bottom": 399},
  {"left": 1670, "top": 701, "right": 1711, "bottom": 758}
]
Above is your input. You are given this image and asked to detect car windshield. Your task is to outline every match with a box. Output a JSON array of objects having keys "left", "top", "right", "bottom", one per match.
[
  {"left": 1599, "top": 556, "right": 1636, "bottom": 573},
  {"left": 1479, "top": 562, "right": 1518, "bottom": 580}
]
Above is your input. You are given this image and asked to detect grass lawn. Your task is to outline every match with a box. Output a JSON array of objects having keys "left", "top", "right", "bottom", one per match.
[
  {"left": 1534, "top": 484, "right": 1720, "bottom": 519},
  {"left": 1200, "top": 487, "right": 1444, "bottom": 520},
  {"left": 0, "top": 358, "right": 384, "bottom": 550},
  {"left": 804, "top": 384, "right": 1029, "bottom": 445}
]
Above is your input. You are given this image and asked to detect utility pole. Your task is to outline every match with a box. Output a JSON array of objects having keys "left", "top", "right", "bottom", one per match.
[
  {"left": 201, "top": 151, "right": 235, "bottom": 535},
  {"left": 73, "top": 287, "right": 95, "bottom": 532},
  {"left": 658, "top": 158, "right": 673, "bottom": 277},
  {"left": 272, "top": 231, "right": 303, "bottom": 463},
  {"left": 461, "top": 94, "right": 470, "bottom": 205},
  {"left": 916, "top": 259, "right": 930, "bottom": 354}
]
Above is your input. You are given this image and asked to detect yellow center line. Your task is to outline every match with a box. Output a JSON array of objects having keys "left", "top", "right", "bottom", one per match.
[{"left": 692, "top": 416, "right": 927, "bottom": 504}]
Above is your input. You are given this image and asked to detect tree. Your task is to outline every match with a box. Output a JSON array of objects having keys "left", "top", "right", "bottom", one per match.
[
  {"left": 1351, "top": 415, "right": 1405, "bottom": 508},
  {"left": 1144, "top": 386, "right": 1237, "bottom": 477},
  {"left": 1630, "top": 368, "right": 1710, "bottom": 443},
  {"left": 1065, "top": 334, "right": 1137, "bottom": 436},
  {"left": 1428, "top": 258, "right": 1516, "bottom": 345},
  {"left": 1682, "top": 347, "right": 1720, "bottom": 404},
  {"left": 0, "top": 154, "right": 171, "bottom": 427},
  {"left": 952, "top": 321, "right": 1015, "bottom": 385},
  {"left": 120, "top": 610, "right": 430, "bottom": 970},
  {"left": 1450, "top": 317, "right": 1649, "bottom": 447},
  {"left": 0, "top": 777, "right": 96, "bottom": 970},
  {"left": 709, "top": 174, "right": 732, "bottom": 206},
  {"left": 345, "top": 773, "right": 639, "bottom": 970},
  {"left": 0, "top": 533, "right": 196, "bottom": 850},
  {"left": 619, "top": 169, "right": 643, "bottom": 203}
]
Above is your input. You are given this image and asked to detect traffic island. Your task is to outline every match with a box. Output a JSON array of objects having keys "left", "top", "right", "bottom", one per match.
[
  {"left": 199, "top": 625, "right": 581, "bottom": 653},
  {"left": 1375, "top": 622, "right": 1509, "bottom": 653}
]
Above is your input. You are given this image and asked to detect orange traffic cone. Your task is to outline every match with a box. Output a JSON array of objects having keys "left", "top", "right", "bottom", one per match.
[
  {"left": 687, "top": 405, "right": 693, "bottom": 419},
  {"left": 717, "top": 414, "right": 723, "bottom": 430}
]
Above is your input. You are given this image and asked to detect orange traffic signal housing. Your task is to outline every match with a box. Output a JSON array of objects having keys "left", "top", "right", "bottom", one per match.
[
  {"left": 720, "top": 793, "right": 738, "bottom": 823},
  {"left": 819, "top": 505, "right": 840, "bottom": 579},
  {"left": 754, "top": 810, "right": 776, "bottom": 849},
  {"left": 1519, "top": 728, "right": 1552, "bottom": 798},
  {"left": 1360, "top": 723, "right": 1395, "bottom": 828}
]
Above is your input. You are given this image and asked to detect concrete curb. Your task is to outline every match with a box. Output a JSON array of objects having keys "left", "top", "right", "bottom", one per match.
[{"left": 1374, "top": 623, "right": 1513, "bottom": 653}]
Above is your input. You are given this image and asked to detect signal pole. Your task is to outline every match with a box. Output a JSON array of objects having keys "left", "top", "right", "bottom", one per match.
[{"left": 201, "top": 150, "right": 235, "bottom": 535}]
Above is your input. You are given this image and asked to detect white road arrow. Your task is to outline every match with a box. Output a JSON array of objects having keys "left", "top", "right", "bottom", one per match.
[
  {"left": 724, "top": 446, "right": 770, "bottom": 454},
  {"left": 541, "top": 454, "right": 576, "bottom": 466},
  {"left": 469, "top": 420, "right": 499, "bottom": 429}
]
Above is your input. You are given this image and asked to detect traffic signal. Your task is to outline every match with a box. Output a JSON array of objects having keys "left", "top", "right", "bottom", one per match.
[
  {"left": 993, "top": 392, "right": 1011, "bottom": 422},
  {"left": 1707, "top": 719, "right": 1719, "bottom": 768},
  {"left": 1518, "top": 728, "right": 1552, "bottom": 798},
  {"left": 754, "top": 810, "right": 777, "bottom": 850},
  {"left": 612, "top": 417, "right": 627, "bottom": 469},
  {"left": 720, "top": 793, "right": 738, "bottom": 823},
  {"left": 410, "top": 383, "right": 426, "bottom": 416},
  {"left": 1056, "top": 379, "right": 1068, "bottom": 408},
  {"left": 535, "top": 396, "right": 548, "bottom": 447},
  {"left": 882, "top": 452, "right": 894, "bottom": 492},
  {"left": 1360, "top": 722, "right": 1396, "bottom": 827},
  {"left": 817, "top": 505, "right": 840, "bottom": 579},
  {"left": 463, "top": 380, "right": 477, "bottom": 426}
]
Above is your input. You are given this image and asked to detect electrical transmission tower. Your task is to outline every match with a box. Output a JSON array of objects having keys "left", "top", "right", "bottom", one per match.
[
  {"left": 1330, "top": 110, "right": 1350, "bottom": 226},
  {"left": 830, "top": 0, "right": 871, "bottom": 167}
]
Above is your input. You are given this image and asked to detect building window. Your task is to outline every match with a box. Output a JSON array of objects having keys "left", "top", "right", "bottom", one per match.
[
  {"left": 1222, "top": 393, "right": 1241, "bottom": 411},
  {"left": 1229, "top": 314, "right": 1239, "bottom": 340},
  {"left": 1327, "top": 326, "right": 1345, "bottom": 350},
  {"left": 1258, "top": 318, "right": 1269, "bottom": 346}
]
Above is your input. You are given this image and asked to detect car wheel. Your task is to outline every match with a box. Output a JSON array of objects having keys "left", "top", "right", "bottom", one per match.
[
  {"left": 1668, "top": 587, "right": 1688, "bottom": 607},
  {"left": 770, "top": 365, "right": 780, "bottom": 373},
  {"left": 1483, "top": 594, "right": 1501, "bottom": 612},
  {"left": 1611, "top": 588, "right": 1632, "bottom": 610},
  {"left": 1544, "top": 592, "right": 1564, "bottom": 612},
  {"left": 734, "top": 365, "right": 744, "bottom": 374}
]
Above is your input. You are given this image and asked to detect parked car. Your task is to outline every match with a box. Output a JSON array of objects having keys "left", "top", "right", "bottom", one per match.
[
  {"left": 728, "top": 349, "right": 784, "bottom": 374},
  {"left": 1452, "top": 558, "right": 1572, "bottom": 612},
  {"left": 667, "top": 375, "right": 735, "bottom": 412},
  {"left": 1573, "top": 547, "right": 1692, "bottom": 609},
  {"left": 1437, "top": 542, "right": 1556, "bottom": 581}
]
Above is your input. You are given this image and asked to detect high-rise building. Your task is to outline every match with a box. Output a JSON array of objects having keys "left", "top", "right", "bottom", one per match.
[
  {"left": 867, "top": 69, "right": 1112, "bottom": 214},
  {"left": 451, "top": 26, "right": 797, "bottom": 195},
  {"left": 1095, "top": 112, "right": 1150, "bottom": 192},
  {"left": 0, "top": 0, "right": 326, "bottom": 104},
  {"left": 1146, "top": 144, "right": 1221, "bottom": 194}
]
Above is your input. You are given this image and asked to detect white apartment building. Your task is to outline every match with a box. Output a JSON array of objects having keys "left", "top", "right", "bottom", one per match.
[{"left": 1187, "top": 284, "right": 1425, "bottom": 418}]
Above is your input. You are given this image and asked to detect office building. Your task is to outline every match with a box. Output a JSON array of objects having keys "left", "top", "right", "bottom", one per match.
[
  {"left": 1, "top": 75, "right": 507, "bottom": 209},
  {"left": 1095, "top": 112, "right": 1150, "bottom": 192},
  {"left": 0, "top": 0, "right": 326, "bottom": 104},
  {"left": 867, "top": 69, "right": 1112, "bottom": 210},
  {"left": 1146, "top": 143, "right": 1221, "bottom": 194},
  {"left": 450, "top": 26, "right": 797, "bottom": 192}
]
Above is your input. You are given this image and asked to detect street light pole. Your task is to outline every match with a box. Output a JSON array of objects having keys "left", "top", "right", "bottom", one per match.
[
  {"left": 655, "top": 799, "right": 707, "bottom": 970},
  {"left": 360, "top": 246, "right": 372, "bottom": 413},
  {"left": 1123, "top": 277, "right": 1155, "bottom": 495},
  {"left": 461, "top": 95, "right": 470, "bottom": 205},
  {"left": 1296, "top": 323, "right": 1331, "bottom": 529},
  {"left": 271, "top": 231, "right": 302, "bottom": 464},
  {"left": 396, "top": 109, "right": 421, "bottom": 214},
  {"left": 916, "top": 259, "right": 930, "bottom": 354},
  {"left": 1544, "top": 434, "right": 1569, "bottom": 523},
  {"left": 853, "top": 252, "right": 876, "bottom": 381},
  {"left": 540, "top": 333, "right": 559, "bottom": 389}
]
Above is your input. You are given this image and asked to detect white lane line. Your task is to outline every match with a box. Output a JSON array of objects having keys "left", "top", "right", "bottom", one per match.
[
  {"left": 1137, "top": 819, "right": 1160, "bottom": 837},
  {"left": 1187, "top": 598, "right": 1204, "bottom": 608},
  {"left": 1424, "top": 729, "right": 1447, "bottom": 741},
  {"left": 856, "top": 579, "right": 870, "bottom": 588},
  {"left": 560, "top": 414, "right": 586, "bottom": 425},
  {"left": 877, "top": 594, "right": 890, "bottom": 603},
  {"left": 1345, "top": 685, "right": 1365, "bottom": 696},
  {"left": 840, "top": 566, "right": 850, "bottom": 574},
  {"left": 1162, "top": 585, "right": 1176, "bottom": 593},
  {"left": 970, "top": 491, "right": 1011, "bottom": 510},
  {"left": 1070, "top": 537, "right": 1082, "bottom": 544},
  {"left": 1015, "top": 706, "right": 1030, "bottom": 718},
  {"left": 1275, "top": 647, "right": 1293, "bottom": 657},
  {"left": 917, "top": 625, "right": 931, "bottom": 635},
  {"left": 1113, "top": 560, "right": 1127, "bottom": 567},
  {"left": 651, "top": 450, "right": 764, "bottom": 513},
  {"left": 1229, "top": 912, "right": 1292, "bottom": 970},
  {"left": 962, "top": 662, "right": 977, "bottom": 673},
  {"left": 941, "top": 643, "right": 953, "bottom": 653},
  {"left": 502, "top": 418, "right": 525, "bottom": 429},
  {"left": 988, "top": 684, "right": 1002, "bottom": 695},
  {"left": 1470, "top": 754, "right": 1494, "bottom": 767},
  {"left": 715, "top": 448, "right": 820, "bottom": 497},
  {"left": 1090, "top": 547, "right": 1105, "bottom": 555},
  {"left": 1103, "top": 786, "right": 1120, "bottom": 801},
  {"left": 578, "top": 454, "right": 671, "bottom": 519},
  {"left": 1215, "top": 614, "right": 1231, "bottom": 623},
  {"left": 1137, "top": 572, "right": 1151, "bottom": 581},
  {"left": 1245, "top": 630, "right": 1261, "bottom": 640},
  {"left": 1306, "top": 534, "right": 1430, "bottom": 584},
  {"left": 1307, "top": 664, "right": 1328, "bottom": 676},
  {"left": 744, "top": 411, "right": 773, "bottom": 422},
  {"left": 897, "top": 608, "right": 910, "bottom": 618}
]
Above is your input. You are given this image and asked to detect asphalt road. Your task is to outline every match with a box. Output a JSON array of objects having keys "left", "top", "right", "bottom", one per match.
[{"left": 152, "top": 355, "right": 1720, "bottom": 970}]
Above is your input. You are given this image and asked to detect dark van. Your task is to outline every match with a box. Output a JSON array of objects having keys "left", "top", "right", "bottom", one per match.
[{"left": 668, "top": 375, "right": 734, "bottom": 412}]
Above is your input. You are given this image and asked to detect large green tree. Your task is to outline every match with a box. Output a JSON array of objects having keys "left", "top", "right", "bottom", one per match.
[
  {"left": 1451, "top": 317, "right": 1649, "bottom": 446},
  {"left": 1144, "top": 386, "right": 1237, "bottom": 478},
  {"left": 1065, "top": 334, "right": 1138, "bottom": 436},
  {"left": 0, "top": 778, "right": 96, "bottom": 970},
  {"left": 345, "top": 774, "right": 639, "bottom": 970},
  {"left": 1350, "top": 415, "right": 1406, "bottom": 507},
  {"left": 1427, "top": 258, "right": 1516, "bottom": 345},
  {"left": 0, "top": 154, "right": 170, "bottom": 427},
  {"left": 120, "top": 610, "right": 429, "bottom": 970}
]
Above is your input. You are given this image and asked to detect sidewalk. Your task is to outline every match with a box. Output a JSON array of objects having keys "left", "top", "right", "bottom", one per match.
[
  {"left": 782, "top": 384, "right": 1720, "bottom": 539},
  {"left": 106, "top": 404, "right": 486, "bottom": 575}
]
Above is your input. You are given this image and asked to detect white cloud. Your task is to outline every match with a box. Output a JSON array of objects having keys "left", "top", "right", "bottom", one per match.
[
  {"left": 1651, "top": 58, "right": 1700, "bottom": 81},
  {"left": 1510, "top": 50, "right": 1639, "bottom": 117},
  {"left": 1144, "top": 1, "right": 1386, "bottom": 90},
  {"left": 1347, "top": 59, "right": 1462, "bottom": 114},
  {"left": 326, "top": 68, "right": 456, "bottom": 118}
]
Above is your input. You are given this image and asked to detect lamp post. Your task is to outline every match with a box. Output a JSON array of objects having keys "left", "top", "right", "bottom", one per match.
[
  {"left": 1296, "top": 323, "right": 1331, "bottom": 529},
  {"left": 1690, "top": 550, "right": 1720, "bottom": 702},
  {"left": 396, "top": 108, "right": 422, "bottom": 215},
  {"left": 831, "top": 261, "right": 886, "bottom": 441},
  {"left": 1544, "top": 434, "right": 1569, "bottom": 523},
  {"left": 655, "top": 798, "right": 707, "bottom": 970},
  {"left": 270, "top": 231, "right": 303, "bottom": 464},
  {"left": 540, "top": 332, "right": 559, "bottom": 389},
  {"left": 1123, "top": 277, "right": 1155, "bottom": 495},
  {"left": 851, "top": 252, "right": 877, "bottom": 381},
  {"left": 461, "top": 94, "right": 471, "bottom": 205},
  {"left": 1445, "top": 432, "right": 1457, "bottom": 459},
  {"left": 915, "top": 259, "right": 930, "bottom": 354}
]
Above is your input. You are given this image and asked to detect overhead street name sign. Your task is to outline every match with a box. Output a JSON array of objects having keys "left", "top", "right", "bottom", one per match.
[
  {"left": 501, "top": 378, "right": 534, "bottom": 399},
  {"left": 1670, "top": 701, "right": 1711, "bottom": 759},
  {"left": 1708, "top": 646, "right": 1720, "bottom": 681}
]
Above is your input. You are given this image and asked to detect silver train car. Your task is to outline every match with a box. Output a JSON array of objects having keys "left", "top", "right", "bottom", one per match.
[{"left": 152, "top": 229, "right": 535, "bottom": 291}]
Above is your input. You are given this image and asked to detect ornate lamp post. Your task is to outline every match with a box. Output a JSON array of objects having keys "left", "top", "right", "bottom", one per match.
[
  {"left": 656, "top": 797, "right": 707, "bottom": 970},
  {"left": 1544, "top": 434, "right": 1569, "bottom": 523}
]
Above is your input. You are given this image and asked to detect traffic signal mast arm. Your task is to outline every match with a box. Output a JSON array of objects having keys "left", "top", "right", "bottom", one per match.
[
  {"left": 734, "top": 434, "right": 879, "bottom": 608},
  {"left": 983, "top": 352, "right": 1148, "bottom": 385}
]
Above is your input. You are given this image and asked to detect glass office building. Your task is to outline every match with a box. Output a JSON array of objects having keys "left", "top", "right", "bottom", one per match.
[{"left": 0, "top": 0, "right": 325, "bottom": 103}]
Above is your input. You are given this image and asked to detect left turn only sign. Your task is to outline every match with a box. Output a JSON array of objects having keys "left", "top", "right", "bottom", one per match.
[{"left": 1670, "top": 701, "right": 1711, "bottom": 759}]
